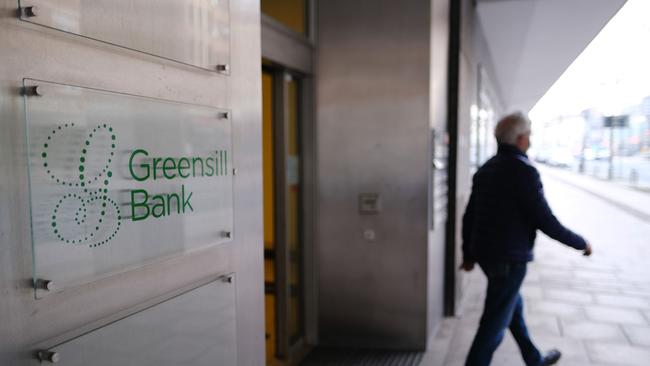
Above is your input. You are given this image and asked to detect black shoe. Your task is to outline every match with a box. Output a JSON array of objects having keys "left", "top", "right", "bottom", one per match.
[{"left": 540, "top": 349, "right": 561, "bottom": 365}]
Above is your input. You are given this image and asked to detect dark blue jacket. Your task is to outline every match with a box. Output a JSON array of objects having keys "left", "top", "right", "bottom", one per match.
[{"left": 462, "top": 144, "right": 586, "bottom": 263}]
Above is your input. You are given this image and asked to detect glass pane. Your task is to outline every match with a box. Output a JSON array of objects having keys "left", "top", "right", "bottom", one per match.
[
  {"left": 18, "top": 0, "right": 230, "bottom": 72},
  {"left": 48, "top": 276, "right": 237, "bottom": 366},
  {"left": 261, "top": 0, "right": 307, "bottom": 36},
  {"left": 24, "top": 79, "right": 233, "bottom": 291},
  {"left": 286, "top": 77, "right": 303, "bottom": 343}
]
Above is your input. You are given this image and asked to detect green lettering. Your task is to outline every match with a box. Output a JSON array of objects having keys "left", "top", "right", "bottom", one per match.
[
  {"left": 131, "top": 189, "right": 149, "bottom": 221},
  {"left": 162, "top": 157, "right": 176, "bottom": 179},
  {"left": 182, "top": 185, "right": 193, "bottom": 212},
  {"left": 220, "top": 150, "right": 225, "bottom": 176},
  {"left": 152, "top": 157, "right": 163, "bottom": 180},
  {"left": 151, "top": 194, "right": 166, "bottom": 218},
  {"left": 178, "top": 158, "right": 190, "bottom": 178},
  {"left": 192, "top": 157, "right": 204, "bottom": 177},
  {"left": 219, "top": 150, "right": 225, "bottom": 176},
  {"left": 224, "top": 150, "right": 228, "bottom": 175},
  {"left": 215, "top": 153, "right": 220, "bottom": 176},
  {"left": 206, "top": 157, "right": 215, "bottom": 176},
  {"left": 129, "top": 149, "right": 150, "bottom": 182},
  {"left": 167, "top": 192, "right": 180, "bottom": 214}
]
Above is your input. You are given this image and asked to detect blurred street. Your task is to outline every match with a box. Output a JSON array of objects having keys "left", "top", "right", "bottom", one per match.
[
  {"left": 423, "top": 166, "right": 650, "bottom": 366},
  {"left": 580, "top": 156, "right": 650, "bottom": 190}
]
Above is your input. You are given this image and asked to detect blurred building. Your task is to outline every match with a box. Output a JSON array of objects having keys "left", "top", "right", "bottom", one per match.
[{"left": 533, "top": 99, "right": 650, "bottom": 188}]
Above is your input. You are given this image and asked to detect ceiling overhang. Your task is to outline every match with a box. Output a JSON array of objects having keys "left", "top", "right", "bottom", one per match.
[{"left": 476, "top": 0, "right": 627, "bottom": 112}]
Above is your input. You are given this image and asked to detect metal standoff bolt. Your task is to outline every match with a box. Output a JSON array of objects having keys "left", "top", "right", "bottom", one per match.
[
  {"left": 216, "top": 64, "right": 230, "bottom": 73},
  {"left": 35, "top": 279, "right": 55, "bottom": 291},
  {"left": 232, "top": 168, "right": 238, "bottom": 176},
  {"left": 218, "top": 111, "right": 229, "bottom": 119},
  {"left": 22, "top": 85, "right": 42, "bottom": 96},
  {"left": 23, "top": 6, "right": 38, "bottom": 17},
  {"left": 221, "top": 275, "right": 234, "bottom": 284},
  {"left": 221, "top": 231, "right": 232, "bottom": 239},
  {"left": 37, "top": 350, "right": 59, "bottom": 363}
]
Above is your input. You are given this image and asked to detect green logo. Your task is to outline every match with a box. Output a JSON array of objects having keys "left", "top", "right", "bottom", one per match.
[{"left": 42, "top": 123, "right": 122, "bottom": 248}]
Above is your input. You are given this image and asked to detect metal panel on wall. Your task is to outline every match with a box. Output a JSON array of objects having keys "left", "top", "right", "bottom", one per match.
[
  {"left": 17, "top": 0, "right": 231, "bottom": 72},
  {"left": 40, "top": 275, "right": 237, "bottom": 366},
  {"left": 24, "top": 80, "right": 234, "bottom": 292},
  {"left": 0, "top": 0, "right": 263, "bottom": 364},
  {"left": 317, "top": 0, "right": 433, "bottom": 349}
]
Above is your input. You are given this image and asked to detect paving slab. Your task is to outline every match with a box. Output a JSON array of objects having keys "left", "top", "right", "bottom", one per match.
[
  {"left": 596, "top": 294, "right": 650, "bottom": 309},
  {"left": 538, "top": 267, "right": 573, "bottom": 278},
  {"left": 561, "top": 321, "right": 627, "bottom": 342},
  {"left": 585, "top": 342, "right": 650, "bottom": 365},
  {"left": 585, "top": 305, "right": 648, "bottom": 325},
  {"left": 421, "top": 320, "right": 457, "bottom": 366},
  {"left": 623, "top": 325, "right": 650, "bottom": 347},
  {"left": 574, "top": 269, "right": 618, "bottom": 281},
  {"left": 521, "top": 285, "right": 544, "bottom": 300},
  {"left": 578, "top": 282, "right": 627, "bottom": 294},
  {"left": 537, "top": 277, "right": 590, "bottom": 288},
  {"left": 530, "top": 300, "right": 584, "bottom": 317},
  {"left": 621, "top": 289, "right": 650, "bottom": 299},
  {"left": 544, "top": 288, "right": 594, "bottom": 304},
  {"left": 525, "top": 313, "right": 562, "bottom": 337}
]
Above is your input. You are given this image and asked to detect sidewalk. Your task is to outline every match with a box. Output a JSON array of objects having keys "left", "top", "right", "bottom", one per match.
[
  {"left": 422, "top": 168, "right": 650, "bottom": 366},
  {"left": 538, "top": 165, "right": 650, "bottom": 222}
]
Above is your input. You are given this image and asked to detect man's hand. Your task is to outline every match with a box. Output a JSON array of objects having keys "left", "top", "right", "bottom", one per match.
[
  {"left": 460, "top": 260, "right": 475, "bottom": 272},
  {"left": 583, "top": 243, "right": 593, "bottom": 256}
]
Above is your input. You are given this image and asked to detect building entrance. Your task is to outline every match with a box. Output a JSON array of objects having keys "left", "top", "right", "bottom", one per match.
[{"left": 262, "top": 67, "right": 307, "bottom": 365}]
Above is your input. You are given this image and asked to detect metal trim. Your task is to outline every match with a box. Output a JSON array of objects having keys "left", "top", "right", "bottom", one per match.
[
  {"left": 444, "top": 0, "right": 462, "bottom": 317},
  {"left": 300, "top": 76, "right": 318, "bottom": 346},
  {"left": 265, "top": 67, "right": 314, "bottom": 361},
  {"left": 272, "top": 68, "right": 290, "bottom": 358},
  {"left": 261, "top": 16, "right": 313, "bottom": 75},
  {"left": 290, "top": 75, "right": 306, "bottom": 350}
]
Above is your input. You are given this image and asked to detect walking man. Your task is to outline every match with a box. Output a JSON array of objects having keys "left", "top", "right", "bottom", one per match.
[{"left": 461, "top": 112, "right": 592, "bottom": 366}]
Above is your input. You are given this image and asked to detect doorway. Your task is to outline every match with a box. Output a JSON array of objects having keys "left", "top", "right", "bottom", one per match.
[{"left": 262, "top": 66, "right": 308, "bottom": 365}]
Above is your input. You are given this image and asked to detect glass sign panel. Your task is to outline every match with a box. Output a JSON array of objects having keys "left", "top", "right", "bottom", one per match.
[
  {"left": 47, "top": 276, "right": 237, "bottom": 366},
  {"left": 24, "top": 79, "right": 233, "bottom": 290},
  {"left": 18, "top": 0, "right": 230, "bottom": 72}
]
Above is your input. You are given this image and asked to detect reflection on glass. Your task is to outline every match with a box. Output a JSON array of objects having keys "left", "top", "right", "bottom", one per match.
[
  {"left": 24, "top": 80, "right": 233, "bottom": 290},
  {"left": 19, "top": 0, "right": 230, "bottom": 71},
  {"left": 472, "top": 67, "right": 498, "bottom": 168},
  {"left": 261, "top": 0, "right": 308, "bottom": 36}
]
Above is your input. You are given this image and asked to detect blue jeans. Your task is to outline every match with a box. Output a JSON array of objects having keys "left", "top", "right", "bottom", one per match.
[{"left": 465, "top": 262, "right": 543, "bottom": 366}]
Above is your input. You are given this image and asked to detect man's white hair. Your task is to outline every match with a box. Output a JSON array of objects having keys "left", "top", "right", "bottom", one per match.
[{"left": 494, "top": 112, "right": 531, "bottom": 145}]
